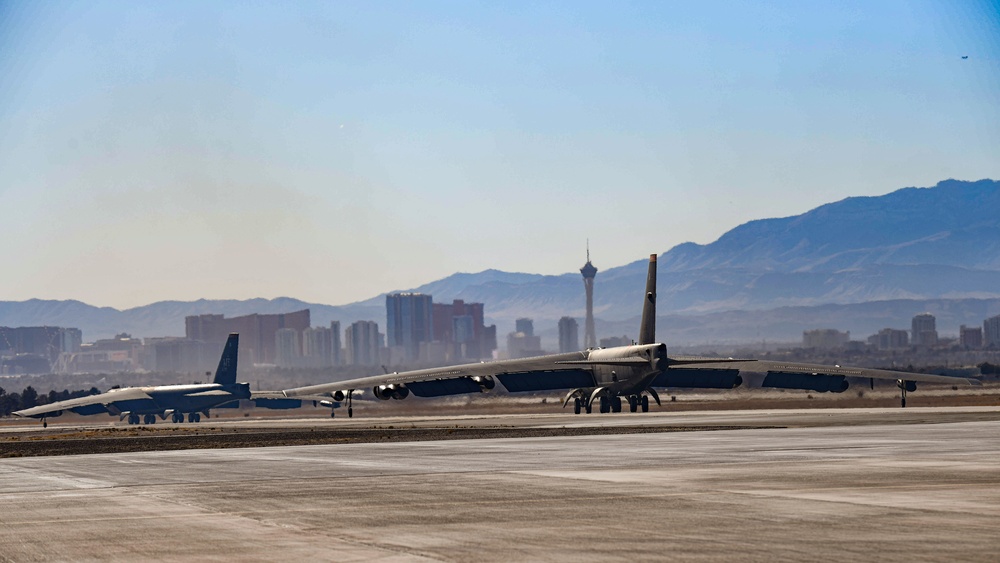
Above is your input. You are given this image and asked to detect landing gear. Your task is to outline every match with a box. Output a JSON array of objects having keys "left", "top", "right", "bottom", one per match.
[
  {"left": 128, "top": 413, "right": 140, "bottom": 425},
  {"left": 599, "top": 396, "right": 610, "bottom": 413},
  {"left": 611, "top": 396, "right": 622, "bottom": 413},
  {"left": 897, "top": 380, "right": 915, "bottom": 408},
  {"left": 641, "top": 394, "right": 649, "bottom": 412},
  {"left": 171, "top": 412, "right": 183, "bottom": 423},
  {"left": 573, "top": 398, "right": 582, "bottom": 415},
  {"left": 347, "top": 392, "right": 354, "bottom": 418},
  {"left": 628, "top": 396, "right": 638, "bottom": 412},
  {"left": 186, "top": 412, "right": 201, "bottom": 423},
  {"left": 143, "top": 414, "right": 156, "bottom": 425},
  {"left": 42, "top": 418, "right": 47, "bottom": 428}
]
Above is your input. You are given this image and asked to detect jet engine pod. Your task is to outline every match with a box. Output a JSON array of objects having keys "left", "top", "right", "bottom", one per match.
[
  {"left": 762, "top": 371, "right": 849, "bottom": 393},
  {"left": 897, "top": 380, "right": 917, "bottom": 392},
  {"left": 332, "top": 390, "right": 347, "bottom": 402},
  {"left": 373, "top": 384, "right": 409, "bottom": 400},
  {"left": 471, "top": 375, "right": 496, "bottom": 391}
]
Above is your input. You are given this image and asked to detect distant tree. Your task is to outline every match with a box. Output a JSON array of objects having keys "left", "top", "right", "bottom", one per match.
[
  {"left": 1, "top": 393, "right": 21, "bottom": 417},
  {"left": 20, "top": 386, "right": 38, "bottom": 409}
]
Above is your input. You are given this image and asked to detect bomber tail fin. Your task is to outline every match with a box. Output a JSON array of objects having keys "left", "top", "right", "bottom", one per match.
[
  {"left": 638, "top": 254, "right": 657, "bottom": 345},
  {"left": 213, "top": 333, "right": 239, "bottom": 385}
]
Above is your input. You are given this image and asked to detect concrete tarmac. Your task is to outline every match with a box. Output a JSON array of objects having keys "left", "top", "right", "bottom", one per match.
[{"left": 1, "top": 410, "right": 999, "bottom": 561}]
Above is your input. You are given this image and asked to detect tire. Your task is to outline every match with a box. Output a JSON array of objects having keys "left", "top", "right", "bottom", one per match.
[
  {"left": 641, "top": 395, "right": 649, "bottom": 412},
  {"left": 611, "top": 396, "right": 622, "bottom": 413},
  {"left": 574, "top": 398, "right": 582, "bottom": 415}
]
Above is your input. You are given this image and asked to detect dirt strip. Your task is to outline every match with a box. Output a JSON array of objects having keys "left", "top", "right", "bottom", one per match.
[{"left": 0, "top": 424, "right": 768, "bottom": 458}]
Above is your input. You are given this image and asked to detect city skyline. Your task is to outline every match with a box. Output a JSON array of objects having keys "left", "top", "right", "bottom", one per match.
[{"left": 2, "top": 1, "right": 998, "bottom": 309}]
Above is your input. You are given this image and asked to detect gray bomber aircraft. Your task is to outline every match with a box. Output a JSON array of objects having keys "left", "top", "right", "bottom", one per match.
[
  {"left": 284, "top": 255, "right": 980, "bottom": 417},
  {"left": 16, "top": 333, "right": 252, "bottom": 426}
]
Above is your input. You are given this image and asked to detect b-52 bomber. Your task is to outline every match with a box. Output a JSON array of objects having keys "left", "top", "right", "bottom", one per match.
[
  {"left": 16, "top": 333, "right": 252, "bottom": 426},
  {"left": 284, "top": 255, "right": 980, "bottom": 417}
]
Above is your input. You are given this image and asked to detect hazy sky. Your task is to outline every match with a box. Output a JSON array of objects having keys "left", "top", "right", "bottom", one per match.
[{"left": 1, "top": 1, "right": 998, "bottom": 309}]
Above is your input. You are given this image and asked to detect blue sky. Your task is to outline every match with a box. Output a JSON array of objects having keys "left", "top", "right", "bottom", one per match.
[{"left": 1, "top": 0, "right": 998, "bottom": 309}]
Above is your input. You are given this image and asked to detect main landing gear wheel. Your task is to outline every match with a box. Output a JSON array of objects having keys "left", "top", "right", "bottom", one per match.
[
  {"left": 628, "top": 396, "right": 638, "bottom": 412},
  {"left": 585, "top": 402, "right": 593, "bottom": 414},
  {"left": 573, "top": 398, "right": 582, "bottom": 415},
  {"left": 143, "top": 414, "right": 156, "bottom": 425},
  {"left": 599, "top": 396, "right": 610, "bottom": 414},
  {"left": 641, "top": 395, "right": 650, "bottom": 412},
  {"left": 611, "top": 396, "right": 622, "bottom": 413},
  {"left": 128, "top": 414, "right": 139, "bottom": 425}
]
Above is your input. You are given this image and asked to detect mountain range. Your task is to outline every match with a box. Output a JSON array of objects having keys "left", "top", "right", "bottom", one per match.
[{"left": 3, "top": 178, "right": 999, "bottom": 344}]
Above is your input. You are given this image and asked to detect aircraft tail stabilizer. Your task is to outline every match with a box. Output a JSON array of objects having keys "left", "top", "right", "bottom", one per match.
[
  {"left": 638, "top": 254, "right": 657, "bottom": 345},
  {"left": 213, "top": 333, "right": 240, "bottom": 385}
]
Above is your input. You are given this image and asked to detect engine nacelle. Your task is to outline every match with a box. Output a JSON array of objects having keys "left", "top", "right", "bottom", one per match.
[
  {"left": 471, "top": 376, "right": 496, "bottom": 391},
  {"left": 762, "top": 371, "right": 849, "bottom": 393},
  {"left": 897, "top": 380, "right": 917, "bottom": 392},
  {"left": 332, "top": 390, "right": 347, "bottom": 402},
  {"left": 373, "top": 384, "right": 409, "bottom": 400}
]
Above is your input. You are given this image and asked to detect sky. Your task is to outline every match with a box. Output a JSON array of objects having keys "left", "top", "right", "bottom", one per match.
[{"left": 1, "top": 0, "right": 998, "bottom": 309}]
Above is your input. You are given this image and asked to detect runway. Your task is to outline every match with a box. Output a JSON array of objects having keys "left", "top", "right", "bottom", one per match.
[{"left": 1, "top": 409, "right": 999, "bottom": 561}]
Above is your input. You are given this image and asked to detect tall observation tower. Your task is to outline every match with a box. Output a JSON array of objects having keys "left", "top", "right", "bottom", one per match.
[{"left": 580, "top": 243, "right": 598, "bottom": 349}]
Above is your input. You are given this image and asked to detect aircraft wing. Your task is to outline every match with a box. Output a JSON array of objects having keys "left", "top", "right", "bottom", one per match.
[
  {"left": 285, "top": 352, "right": 598, "bottom": 399},
  {"left": 666, "top": 357, "right": 982, "bottom": 386},
  {"left": 214, "top": 391, "right": 342, "bottom": 411},
  {"left": 13, "top": 388, "right": 153, "bottom": 419}
]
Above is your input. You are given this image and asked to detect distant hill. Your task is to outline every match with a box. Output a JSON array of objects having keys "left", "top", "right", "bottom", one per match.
[{"left": 2, "top": 179, "right": 998, "bottom": 343}]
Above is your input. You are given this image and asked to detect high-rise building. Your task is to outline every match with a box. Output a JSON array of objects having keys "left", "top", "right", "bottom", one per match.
[
  {"left": 515, "top": 318, "right": 534, "bottom": 337},
  {"left": 600, "top": 335, "right": 631, "bottom": 348},
  {"left": 868, "top": 328, "right": 909, "bottom": 350},
  {"left": 911, "top": 313, "right": 938, "bottom": 347},
  {"left": 185, "top": 310, "right": 310, "bottom": 365},
  {"left": 558, "top": 317, "right": 579, "bottom": 353},
  {"left": 580, "top": 245, "right": 598, "bottom": 349},
  {"left": 0, "top": 326, "right": 79, "bottom": 365},
  {"left": 507, "top": 331, "right": 542, "bottom": 359},
  {"left": 275, "top": 328, "right": 301, "bottom": 368},
  {"left": 432, "top": 300, "right": 496, "bottom": 361},
  {"left": 985, "top": 314, "right": 1000, "bottom": 348},
  {"left": 803, "top": 329, "right": 850, "bottom": 349},
  {"left": 960, "top": 325, "right": 983, "bottom": 349},
  {"left": 302, "top": 326, "right": 335, "bottom": 367},
  {"left": 329, "top": 321, "right": 342, "bottom": 366},
  {"left": 386, "top": 293, "right": 433, "bottom": 362},
  {"left": 345, "top": 321, "right": 381, "bottom": 366}
]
